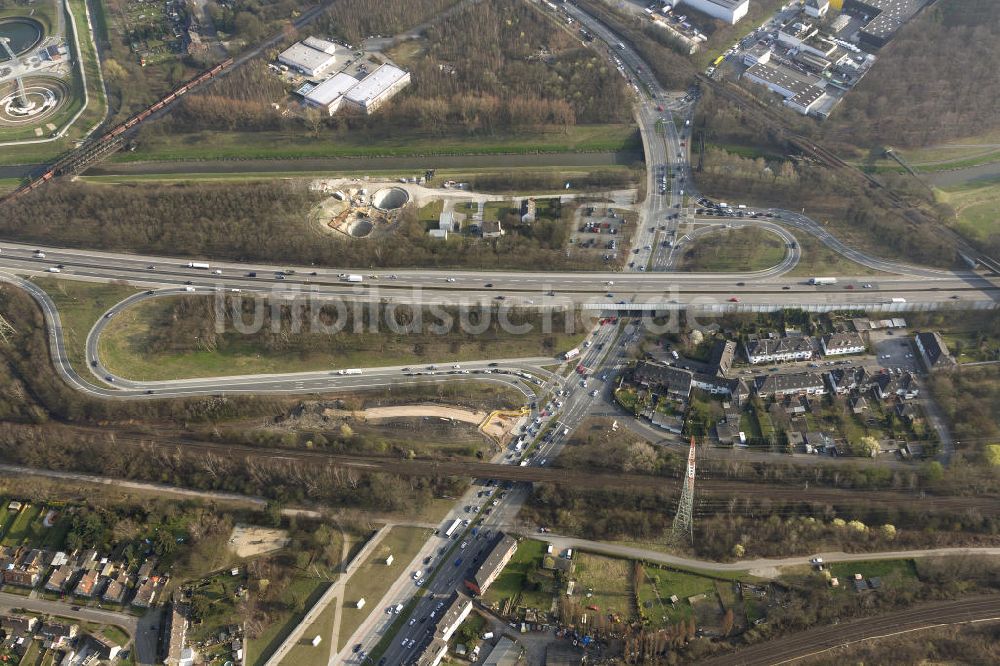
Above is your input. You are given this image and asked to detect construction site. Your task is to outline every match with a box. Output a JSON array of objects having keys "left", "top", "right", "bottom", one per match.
[{"left": 310, "top": 180, "right": 411, "bottom": 238}]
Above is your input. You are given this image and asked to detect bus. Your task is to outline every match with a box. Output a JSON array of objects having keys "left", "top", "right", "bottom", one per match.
[
  {"left": 443, "top": 519, "right": 461, "bottom": 539},
  {"left": 712, "top": 54, "right": 725, "bottom": 66}
]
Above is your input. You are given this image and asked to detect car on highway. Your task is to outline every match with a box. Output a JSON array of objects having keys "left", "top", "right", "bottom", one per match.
[
  {"left": 484, "top": 282, "right": 493, "bottom": 287},
  {"left": 446, "top": 277, "right": 456, "bottom": 282},
  {"left": 728, "top": 297, "right": 740, "bottom": 302}
]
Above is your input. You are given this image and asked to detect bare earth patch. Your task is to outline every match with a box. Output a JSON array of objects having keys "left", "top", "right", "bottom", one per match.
[{"left": 228, "top": 525, "right": 290, "bottom": 558}]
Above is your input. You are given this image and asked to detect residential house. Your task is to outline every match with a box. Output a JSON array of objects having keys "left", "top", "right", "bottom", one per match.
[
  {"left": 519, "top": 197, "right": 536, "bottom": 224},
  {"left": 803, "top": 431, "right": 833, "bottom": 454},
  {"left": 632, "top": 362, "right": 693, "bottom": 399},
  {"left": 849, "top": 395, "right": 869, "bottom": 414},
  {"left": 39, "top": 621, "right": 78, "bottom": 647},
  {"left": 164, "top": 603, "right": 189, "bottom": 666},
  {"left": 821, "top": 332, "right": 865, "bottom": 356},
  {"left": 0, "top": 614, "right": 37, "bottom": 636},
  {"left": 74, "top": 569, "right": 99, "bottom": 597},
  {"left": 744, "top": 336, "right": 814, "bottom": 364},
  {"left": 87, "top": 634, "right": 122, "bottom": 661},
  {"left": 895, "top": 402, "right": 923, "bottom": 426},
  {"left": 464, "top": 534, "right": 517, "bottom": 596},
  {"left": 481, "top": 220, "right": 504, "bottom": 239},
  {"left": 102, "top": 574, "right": 129, "bottom": 604},
  {"left": 132, "top": 577, "right": 158, "bottom": 608},
  {"left": 707, "top": 339, "right": 737, "bottom": 376},
  {"left": 871, "top": 370, "right": 919, "bottom": 400},
  {"left": 730, "top": 378, "right": 751, "bottom": 407},
  {"left": 826, "top": 365, "right": 872, "bottom": 394},
  {"left": 692, "top": 373, "right": 732, "bottom": 395},
  {"left": 137, "top": 559, "right": 156, "bottom": 581},
  {"left": 753, "top": 372, "right": 826, "bottom": 399},
  {"left": 715, "top": 420, "right": 739, "bottom": 446},
  {"left": 914, "top": 331, "right": 956, "bottom": 370},
  {"left": 435, "top": 593, "right": 473, "bottom": 642},
  {"left": 45, "top": 564, "right": 76, "bottom": 592},
  {"left": 3, "top": 567, "right": 40, "bottom": 588}
]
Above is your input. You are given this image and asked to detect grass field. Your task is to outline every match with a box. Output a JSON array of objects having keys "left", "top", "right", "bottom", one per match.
[
  {"left": 827, "top": 558, "right": 918, "bottom": 583},
  {"left": 339, "top": 526, "right": 432, "bottom": 650},
  {"left": 787, "top": 232, "right": 888, "bottom": 277},
  {"left": 636, "top": 564, "right": 718, "bottom": 627},
  {"left": 247, "top": 577, "right": 332, "bottom": 666},
  {"left": 482, "top": 538, "right": 550, "bottom": 610},
  {"left": 2, "top": 503, "right": 43, "bottom": 546},
  {"left": 573, "top": 552, "right": 633, "bottom": 620},
  {"left": 281, "top": 599, "right": 337, "bottom": 666},
  {"left": 112, "top": 125, "right": 640, "bottom": 163},
  {"left": 98, "top": 296, "right": 587, "bottom": 381},
  {"left": 676, "top": 227, "right": 786, "bottom": 272},
  {"left": 935, "top": 176, "right": 1000, "bottom": 242},
  {"left": 853, "top": 131, "right": 1000, "bottom": 174},
  {"left": 35, "top": 278, "right": 143, "bottom": 375}
]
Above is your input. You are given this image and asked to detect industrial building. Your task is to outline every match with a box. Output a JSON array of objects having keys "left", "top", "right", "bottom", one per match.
[
  {"left": 844, "top": 0, "right": 931, "bottom": 48},
  {"left": 343, "top": 63, "right": 411, "bottom": 114},
  {"left": 278, "top": 41, "right": 338, "bottom": 77},
  {"left": 301, "top": 72, "right": 360, "bottom": 115},
  {"left": 675, "top": 0, "right": 750, "bottom": 25},
  {"left": 742, "top": 63, "right": 828, "bottom": 115},
  {"left": 805, "top": 0, "right": 831, "bottom": 18}
]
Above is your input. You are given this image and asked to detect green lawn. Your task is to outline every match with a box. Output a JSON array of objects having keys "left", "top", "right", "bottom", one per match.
[
  {"left": 828, "top": 558, "right": 918, "bottom": 583},
  {"left": 98, "top": 296, "right": 587, "bottom": 381},
  {"left": 573, "top": 552, "right": 634, "bottom": 620},
  {"left": 787, "top": 232, "right": 888, "bottom": 277},
  {"left": 188, "top": 574, "right": 247, "bottom": 644},
  {"left": 636, "top": 564, "right": 718, "bottom": 627},
  {"left": 339, "top": 526, "right": 432, "bottom": 650},
  {"left": 99, "top": 624, "right": 132, "bottom": 646},
  {"left": 677, "top": 227, "right": 786, "bottom": 273},
  {"left": 280, "top": 599, "right": 337, "bottom": 666},
  {"left": 482, "top": 538, "right": 552, "bottom": 611},
  {"left": 112, "top": 124, "right": 640, "bottom": 163},
  {"left": 35, "top": 278, "right": 143, "bottom": 375},
  {"left": 935, "top": 177, "right": 1000, "bottom": 242},
  {"left": 247, "top": 577, "right": 332, "bottom": 666},
  {"left": 2, "top": 504, "right": 43, "bottom": 546}
]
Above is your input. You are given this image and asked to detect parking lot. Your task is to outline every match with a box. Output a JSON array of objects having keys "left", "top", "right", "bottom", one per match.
[{"left": 871, "top": 330, "right": 922, "bottom": 373}]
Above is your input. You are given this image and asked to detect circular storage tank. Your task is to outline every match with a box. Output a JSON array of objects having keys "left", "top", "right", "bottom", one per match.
[
  {"left": 0, "top": 18, "right": 44, "bottom": 58},
  {"left": 372, "top": 187, "right": 409, "bottom": 211},
  {"left": 346, "top": 218, "right": 374, "bottom": 238}
]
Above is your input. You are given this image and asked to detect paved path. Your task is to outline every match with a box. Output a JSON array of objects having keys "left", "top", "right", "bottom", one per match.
[
  {"left": 701, "top": 595, "right": 1000, "bottom": 665},
  {"left": 537, "top": 535, "right": 1000, "bottom": 578},
  {"left": 264, "top": 527, "right": 389, "bottom": 666}
]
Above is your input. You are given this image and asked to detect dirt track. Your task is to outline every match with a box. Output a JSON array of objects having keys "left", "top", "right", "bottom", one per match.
[{"left": 358, "top": 405, "right": 486, "bottom": 424}]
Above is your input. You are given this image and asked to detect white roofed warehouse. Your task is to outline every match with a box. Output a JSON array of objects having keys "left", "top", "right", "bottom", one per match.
[
  {"left": 279, "top": 42, "right": 338, "bottom": 77},
  {"left": 343, "top": 64, "right": 411, "bottom": 114},
  {"left": 676, "top": 0, "right": 750, "bottom": 25},
  {"left": 302, "top": 72, "right": 361, "bottom": 116}
]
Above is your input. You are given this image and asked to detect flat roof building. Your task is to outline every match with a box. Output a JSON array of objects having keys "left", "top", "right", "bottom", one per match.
[
  {"left": 676, "top": 0, "right": 750, "bottom": 25},
  {"left": 465, "top": 534, "right": 517, "bottom": 596},
  {"left": 278, "top": 42, "right": 337, "bottom": 77},
  {"left": 303, "top": 72, "right": 360, "bottom": 115},
  {"left": 844, "top": 0, "right": 931, "bottom": 48},
  {"left": 343, "top": 63, "right": 411, "bottom": 114},
  {"left": 743, "top": 63, "right": 827, "bottom": 115}
]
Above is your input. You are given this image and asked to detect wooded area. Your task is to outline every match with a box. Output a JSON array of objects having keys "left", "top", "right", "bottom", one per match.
[
  {"left": 4, "top": 181, "right": 609, "bottom": 270},
  {"left": 166, "top": 0, "right": 633, "bottom": 141},
  {"left": 822, "top": 0, "right": 1000, "bottom": 149}
]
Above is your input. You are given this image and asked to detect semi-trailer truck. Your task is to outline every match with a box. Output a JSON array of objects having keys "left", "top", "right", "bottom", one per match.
[
  {"left": 809, "top": 277, "right": 838, "bottom": 285},
  {"left": 443, "top": 519, "right": 460, "bottom": 539},
  {"left": 337, "top": 369, "right": 362, "bottom": 375},
  {"left": 564, "top": 348, "right": 581, "bottom": 360},
  {"left": 187, "top": 262, "right": 210, "bottom": 269}
]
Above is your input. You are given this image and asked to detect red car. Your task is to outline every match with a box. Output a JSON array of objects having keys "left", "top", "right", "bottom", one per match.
[
  {"left": 844, "top": 284, "right": 855, "bottom": 289},
  {"left": 728, "top": 297, "right": 740, "bottom": 302}
]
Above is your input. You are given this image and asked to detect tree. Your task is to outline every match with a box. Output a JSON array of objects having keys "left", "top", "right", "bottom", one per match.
[
  {"left": 851, "top": 435, "right": 881, "bottom": 458},
  {"left": 986, "top": 444, "right": 1000, "bottom": 467},
  {"left": 732, "top": 543, "right": 745, "bottom": 558},
  {"left": 880, "top": 524, "right": 897, "bottom": 541}
]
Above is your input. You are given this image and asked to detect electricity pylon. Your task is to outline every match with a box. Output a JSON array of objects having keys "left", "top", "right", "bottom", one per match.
[{"left": 671, "top": 436, "right": 697, "bottom": 546}]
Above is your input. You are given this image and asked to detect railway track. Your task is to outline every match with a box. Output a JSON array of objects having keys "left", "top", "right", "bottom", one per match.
[{"left": 47, "top": 425, "right": 1000, "bottom": 515}]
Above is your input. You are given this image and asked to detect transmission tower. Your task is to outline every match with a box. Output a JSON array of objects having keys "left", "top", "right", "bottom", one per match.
[{"left": 671, "top": 436, "right": 697, "bottom": 546}]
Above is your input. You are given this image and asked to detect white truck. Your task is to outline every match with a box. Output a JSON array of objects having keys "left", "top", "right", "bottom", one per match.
[
  {"left": 342, "top": 274, "right": 364, "bottom": 283},
  {"left": 338, "top": 368, "right": 363, "bottom": 375},
  {"left": 809, "top": 277, "right": 838, "bottom": 286},
  {"left": 443, "top": 519, "right": 461, "bottom": 539},
  {"left": 563, "top": 348, "right": 581, "bottom": 360},
  {"left": 891, "top": 297, "right": 907, "bottom": 304},
  {"left": 187, "top": 262, "right": 210, "bottom": 269}
]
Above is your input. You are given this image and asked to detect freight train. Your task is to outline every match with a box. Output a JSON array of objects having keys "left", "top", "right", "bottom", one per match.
[{"left": 2, "top": 58, "right": 234, "bottom": 204}]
